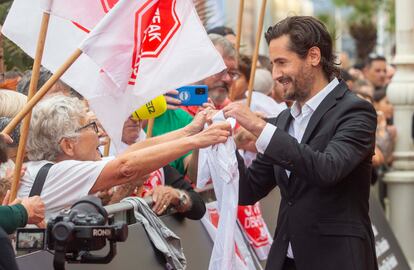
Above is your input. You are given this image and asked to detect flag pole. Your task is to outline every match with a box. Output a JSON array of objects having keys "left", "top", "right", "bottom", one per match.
[
  {"left": 146, "top": 118, "right": 154, "bottom": 138},
  {"left": 1, "top": 48, "right": 82, "bottom": 136},
  {"left": 10, "top": 12, "right": 50, "bottom": 201},
  {"left": 103, "top": 140, "right": 110, "bottom": 157},
  {"left": 229, "top": 0, "right": 245, "bottom": 101},
  {"left": 235, "top": 0, "right": 244, "bottom": 60},
  {"left": 246, "top": 0, "right": 267, "bottom": 107}
]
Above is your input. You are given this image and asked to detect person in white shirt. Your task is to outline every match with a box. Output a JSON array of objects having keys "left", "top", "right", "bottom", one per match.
[{"left": 17, "top": 94, "right": 231, "bottom": 219}]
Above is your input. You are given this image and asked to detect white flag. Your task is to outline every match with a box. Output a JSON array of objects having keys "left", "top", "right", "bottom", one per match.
[
  {"left": 79, "top": 0, "right": 226, "bottom": 150},
  {"left": 41, "top": 0, "right": 108, "bottom": 31},
  {"left": 2, "top": 0, "right": 226, "bottom": 151},
  {"left": 2, "top": 0, "right": 105, "bottom": 98}
]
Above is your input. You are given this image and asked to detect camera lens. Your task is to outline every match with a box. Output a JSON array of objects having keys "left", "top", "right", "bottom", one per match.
[{"left": 195, "top": 88, "right": 205, "bottom": 95}]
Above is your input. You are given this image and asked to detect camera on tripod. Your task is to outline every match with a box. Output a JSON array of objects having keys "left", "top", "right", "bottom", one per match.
[{"left": 16, "top": 196, "right": 128, "bottom": 270}]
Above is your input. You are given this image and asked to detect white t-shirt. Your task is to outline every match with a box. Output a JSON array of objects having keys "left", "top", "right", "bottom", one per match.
[{"left": 18, "top": 157, "right": 114, "bottom": 219}]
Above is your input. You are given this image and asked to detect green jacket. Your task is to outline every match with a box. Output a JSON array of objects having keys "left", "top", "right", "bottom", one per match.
[{"left": 0, "top": 204, "right": 28, "bottom": 234}]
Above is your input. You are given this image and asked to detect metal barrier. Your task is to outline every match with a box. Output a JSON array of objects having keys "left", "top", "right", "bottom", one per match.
[{"left": 15, "top": 186, "right": 281, "bottom": 270}]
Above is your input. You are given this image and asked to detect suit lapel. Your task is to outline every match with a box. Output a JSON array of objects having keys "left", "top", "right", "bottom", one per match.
[
  {"left": 301, "top": 81, "right": 348, "bottom": 144},
  {"left": 274, "top": 108, "right": 293, "bottom": 131},
  {"left": 271, "top": 109, "right": 293, "bottom": 186}
]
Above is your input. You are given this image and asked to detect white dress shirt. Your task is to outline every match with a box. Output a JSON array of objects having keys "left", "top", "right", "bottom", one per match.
[{"left": 255, "top": 78, "right": 340, "bottom": 259}]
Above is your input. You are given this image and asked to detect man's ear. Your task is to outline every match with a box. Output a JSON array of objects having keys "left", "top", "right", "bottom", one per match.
[
  {"left": 307, "top": 46, "right": 321, "bottom": 67},
  {"left": 59, "top": 138, "right": 76, "bottom": 157}
]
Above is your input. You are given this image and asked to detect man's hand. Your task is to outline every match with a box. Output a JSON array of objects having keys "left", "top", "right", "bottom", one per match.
[
  {"left": 150, "top": 186, "right": 180, "bottom": 215},
  {"left": 21, "top": 196, "right": 45, "bottom": 225},
  {"left": 234, "top": 127, "right": 258, "bottom": 152},
  {"left": 191, "top": 122, "right": 231, "bottom": 148},
  {"left": 223, "top": 103, "right": 267, "bottom": 137},
  {"left": 201, "top": 98, "right": 217, "bottom": 111},
  {"left": 96, "top": 189, "right": 114, "bottom": 205},
  {"left": 164, "top": 89, "right": 181, "bottom": 110},
  {"left": 122, "top": 117, "right": 141, "bottom": 145},
  {"left": 184, "top": 111, "right": 208, "bottom": 136}
]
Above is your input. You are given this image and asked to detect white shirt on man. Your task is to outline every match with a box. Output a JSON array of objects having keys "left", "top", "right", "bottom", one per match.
[{"left": 255, "top": 77, "right": 340, "bottom": 258}]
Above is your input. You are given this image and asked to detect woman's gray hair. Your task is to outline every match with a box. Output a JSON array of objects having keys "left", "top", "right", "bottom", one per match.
[
  {"left": 27, "top": 95, "right": 86, "bottom": 161},
  {"left": 0, "top": 90, "right": 27, "bottom": 118},
  {"left": 208, "top": 33, "right": 236, "bottom": 59}
]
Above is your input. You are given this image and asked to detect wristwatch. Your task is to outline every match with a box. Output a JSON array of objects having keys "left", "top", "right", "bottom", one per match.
[{"left": 177, "top": 190, "right": 189, "bottom": 208}]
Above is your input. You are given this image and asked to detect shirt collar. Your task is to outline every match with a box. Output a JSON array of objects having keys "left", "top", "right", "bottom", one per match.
[{"left": 290, "top": 77, "right": 339, "bottom": 119}]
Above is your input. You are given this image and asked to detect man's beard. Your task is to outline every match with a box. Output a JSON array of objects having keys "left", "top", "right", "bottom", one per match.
[
  {"left": 282, "top": 68, "right": 314, "bottom": 103},
  {"left": 209, "top": 83, "right": 229, "bottom": 105}
]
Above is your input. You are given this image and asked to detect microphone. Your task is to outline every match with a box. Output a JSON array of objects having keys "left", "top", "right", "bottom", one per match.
[{"left": 131, "top": 95, "right": 167, "bottom": 120}]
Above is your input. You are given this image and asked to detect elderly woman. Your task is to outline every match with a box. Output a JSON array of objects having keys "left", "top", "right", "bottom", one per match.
[{"left": 16, "top": 94, "right": 231, "bottom": 218}]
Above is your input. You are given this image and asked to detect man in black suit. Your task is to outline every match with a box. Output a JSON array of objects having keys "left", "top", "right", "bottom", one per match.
[{"left": 223, "top": 16, "right": 378, "bottom": 270}]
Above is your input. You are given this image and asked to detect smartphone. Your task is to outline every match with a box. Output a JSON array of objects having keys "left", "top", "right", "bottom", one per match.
[
  {"left": 16, "top": 228, "right": 47, "bottom": 251},
  {"left": 169, "top": 85, "right": 208, "bottom": 106}
]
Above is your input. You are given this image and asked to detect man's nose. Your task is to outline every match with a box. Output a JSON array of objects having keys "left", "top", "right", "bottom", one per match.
[{"left": 272, "top": 66, "right": 282, "bottom": 81}]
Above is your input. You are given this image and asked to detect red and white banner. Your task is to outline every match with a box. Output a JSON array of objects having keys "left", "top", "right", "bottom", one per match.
[
  {"left": 3, "top": 0, "right": 225, "bottom": 151},
  {"left": 238, "top": 203, "right": 273, "bottom": 260},
  {"left": 139, "top": 168, "right": 165, "bottom": 197},
  {"left": 79, "top": 0, "right": 225, "bottom": 150},
  {"left": 201, "top": 202, "right": 256, "bottom": 270}
]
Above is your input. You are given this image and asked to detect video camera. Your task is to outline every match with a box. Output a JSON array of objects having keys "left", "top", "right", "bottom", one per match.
[{"left": 16, "top": 196, "right": 128, "bottom": 270}]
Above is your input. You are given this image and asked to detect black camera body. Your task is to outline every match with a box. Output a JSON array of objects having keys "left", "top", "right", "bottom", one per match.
[{"left": 17, "top": 196, "right": 128, "bottom": 270}]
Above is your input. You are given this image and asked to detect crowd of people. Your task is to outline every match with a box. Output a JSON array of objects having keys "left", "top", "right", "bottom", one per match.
[{"left": 0, "top": 15, "right": 398, "bottom": 270}]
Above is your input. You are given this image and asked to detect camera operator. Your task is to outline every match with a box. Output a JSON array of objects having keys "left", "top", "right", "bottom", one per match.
[{"left": 13, "top": 94, "right": 230, "bottom": 219}]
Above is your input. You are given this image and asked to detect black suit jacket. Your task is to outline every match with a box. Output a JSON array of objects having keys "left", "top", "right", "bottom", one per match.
[{"left": 238, "top": 82, "right": 378, "bottom": 270}]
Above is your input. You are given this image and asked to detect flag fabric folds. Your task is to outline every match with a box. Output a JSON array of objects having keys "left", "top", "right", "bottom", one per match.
[
  {"left": 2, "top": 0, "right": 101, "bottom": 101},
  {"left": 2, "top": 0, "right": 225, "bottom": 151},
  {"left": 79, "top": 0, "right": 226, "bottom": 151}
]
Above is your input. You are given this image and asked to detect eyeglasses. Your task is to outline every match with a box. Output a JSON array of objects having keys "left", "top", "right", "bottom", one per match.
[
  {"left": 75, "top": 121, "right": 99, "bottom": 134},
  {"left": 214, "top": 69, "right": 241, "bottom": 81}
]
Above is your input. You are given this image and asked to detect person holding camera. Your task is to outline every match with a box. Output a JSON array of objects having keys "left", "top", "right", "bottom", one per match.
[{"left": 14, "top": 94, "right": 231, "bottom": 219}]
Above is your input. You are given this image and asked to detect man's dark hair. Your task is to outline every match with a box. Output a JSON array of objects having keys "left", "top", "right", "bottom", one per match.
[
  {"left": 207, "top": 26, "right": 235, "bottom": 36},
  {"left": 238, "top": 54, "right": 252, "bottom": 82},
  {"left": 16, "top": 67, "right": 84, "bottom": 99},
  {"left": 364, "top": 55, "right": 387, "bottom": 69},
  {"left": 265, "top": 16, "right": 339, "bottom": 80},
  {"left": 4, "top": 70, "right": 22, "bottom": 80},
  {"left": 258, "top": 54, "right": 272, "bottom": 72},
  {"left": 353, "top": 62, "right": 365, "bottom": 71},
  {"left": 17, "top": 67, "right": 52, "bottom": 95},
  {"left": 373, "top": 89, "right": 387, "bottom": 103},
  {"left": 340, "top": 68, "right": 353, "bottom": 82}
]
